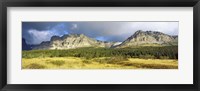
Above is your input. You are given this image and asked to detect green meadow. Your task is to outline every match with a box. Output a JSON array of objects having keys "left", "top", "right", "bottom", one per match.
[{"left": 22, "top": 46, "right": 178, "bottom": 69}]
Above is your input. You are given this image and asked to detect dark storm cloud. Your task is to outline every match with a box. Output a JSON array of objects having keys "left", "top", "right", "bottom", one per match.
[
  {"left": 22, "top": 22, "right": 60, "bottom": 30},
  {"left": 22, "top": 22, "right": 69, "bottom": 44},
  {"left": 22, "top": 22, "right": 178, "bottom": 44}
]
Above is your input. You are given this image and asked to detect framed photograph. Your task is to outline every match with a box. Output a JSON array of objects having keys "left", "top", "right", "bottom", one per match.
[{"left": 0, "top": 0, "right": 199, "bottom": 91}]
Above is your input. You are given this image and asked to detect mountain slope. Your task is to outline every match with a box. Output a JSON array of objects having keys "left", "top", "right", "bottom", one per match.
[
  {"left": 31, "top": 30, "right": 178, "bottom": 50},
  {"left": 116, "top": 30, "right": 178, "bottom": 48},
  {"left": 22, "top": 38, "right": 32, "bottom": 50},
  {"left": 33, "top": 34, "right": 115, "bottom": 50}
]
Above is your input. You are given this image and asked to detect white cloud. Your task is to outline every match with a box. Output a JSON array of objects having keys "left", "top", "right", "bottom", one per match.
[
  {"left": 28, "top": 29, "right": 54, "bottom": 44},
  {"left": 70, "top": 24, "right": 78, "bottom": 30},
  {"left": 118, "top": 22, "right": 178, "bottom": 37},
  {"left": 72, "top": 22, "right": 178, "bottom": 41}
]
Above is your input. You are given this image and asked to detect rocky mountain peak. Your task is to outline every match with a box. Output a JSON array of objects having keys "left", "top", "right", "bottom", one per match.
[
  {"left": 117, "top": 30, "right": 178, "bottom": 48},
  {"left": 51, "top": 36, "right": 61, "bottom": 41},
  {"left": 134, "top": 30, "right": 144, "bottom": 34},
  {"left": 33, "top": 33, "right": 117, "bottom": 50},
  {"left": 31, "top": 30, "right": 178, "bottom": 50},
  {"left": 62, "top": 34, "right": 87, "bottom": 39},
  {"left": 133, "top": 30, "right": 165, "bottom": 37},
  {"left": 50, "top": 34, "right": 88, "bottom": 41}
]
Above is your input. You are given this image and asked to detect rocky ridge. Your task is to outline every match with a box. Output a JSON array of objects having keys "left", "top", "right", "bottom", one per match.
[
  {"left": 33, "top": 34, "right": 117, "bottom": 50},
  {"left": 29, "top": 30, "right": 178, "bottom": 50},
  {"left": 116, "top": 30, "right": 178, "bottom": 48}
]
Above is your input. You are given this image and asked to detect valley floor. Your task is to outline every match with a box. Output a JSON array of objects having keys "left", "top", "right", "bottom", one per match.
[{"left": 22, "top": 57, "right": 178, "bottom": 69}]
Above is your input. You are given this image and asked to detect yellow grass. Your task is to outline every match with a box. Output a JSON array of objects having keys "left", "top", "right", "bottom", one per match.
[{"left": 22, "top": 57, "right": 178, "bottom": 69}]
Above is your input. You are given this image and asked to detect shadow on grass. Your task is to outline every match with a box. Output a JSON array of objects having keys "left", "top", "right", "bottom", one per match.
[
  {"left": 25, "top": 63, "right": 46, "bottom": 69},
  {"left": 93, "top": 56, "right": 128, "bottom": 64},
  {"left": 47, "top": 60, "right": 65, "bottom": 66},
  {"left": 120, "top": 62, "right": 178, "bottom": 69}
]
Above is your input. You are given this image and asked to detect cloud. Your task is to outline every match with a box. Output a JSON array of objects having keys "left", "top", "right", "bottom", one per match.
[
  {"left": 23, "top": 22, "right": 178, "bottom": 44},
  {"left": 27, "top": 29, "right": 54, "bottom": 44},
  {"left": 67, "top": 22, "right": 178, "bottom": 42},
  {"left": 95, "top": 36, "right": 107, "bottom": 41},
  {"left": 23, "top": 23, "right": 69, "bottom": 44},
  {"left": 124, "top": 22, "right": 178, "bottom": 35},
  {"left": 70, "top": 24, "right": 78, "bottom": 30}
]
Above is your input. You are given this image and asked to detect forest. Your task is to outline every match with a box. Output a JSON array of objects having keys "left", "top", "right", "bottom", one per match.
[{"left": 23, "top": 46, "right": 178, "bottom": 59}]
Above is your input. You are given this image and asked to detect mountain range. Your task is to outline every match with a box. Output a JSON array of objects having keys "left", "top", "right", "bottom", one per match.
[{"left": 22, "top": 30, "right": 178, "bottom": 50}]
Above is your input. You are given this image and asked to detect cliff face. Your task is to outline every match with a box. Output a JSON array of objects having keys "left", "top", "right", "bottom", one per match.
[
  {"left": 22, "top": 38, "right": 32, "bottom": 50},
  {"left": 31, "top": 30, "right": 178, "bottom": 50},
  {"left": 33, "top": 34, "right": 116, "bottom": 50},
  {"left": 116, "top": 30, "right": 178, "bottom": 48}
]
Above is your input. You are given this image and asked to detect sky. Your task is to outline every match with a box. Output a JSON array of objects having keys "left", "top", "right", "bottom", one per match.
[{"left": 22, "top": 22, "right": 178, "bottom": 45}]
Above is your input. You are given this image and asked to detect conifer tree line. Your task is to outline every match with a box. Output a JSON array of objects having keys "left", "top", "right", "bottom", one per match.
[{"left": 23, "top": 46, "right": 178, "bottom": 60}]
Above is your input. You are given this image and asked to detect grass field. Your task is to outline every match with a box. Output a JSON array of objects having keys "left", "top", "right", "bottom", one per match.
[
  {"left": 22, "top": 57, "right": 178, "bottom": 69},
  {"left": 22, "top": 47, "right": 178, "bottom": 69}
]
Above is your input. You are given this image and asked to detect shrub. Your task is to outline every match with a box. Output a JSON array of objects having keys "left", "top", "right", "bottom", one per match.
[
  {"left": 109, "top": 56, "right": 128, "bottom": 64},
  {"left": 82, "top": 59, "right": 92, "bottom": 64},
  {"left": 94, "top": 56, "right": 128, "bottom": 64},
  {"left": 160, "top": 56, "right": 170, "bottom": 59},
  {"left": 140, "top": 55, "right": 155, "bottom": 59},
  {"left": 48, "top": 60, "right": 65, "bottom": 66},
  {"left": 25, "top": 63, "right": 46, "bottom": 69}
]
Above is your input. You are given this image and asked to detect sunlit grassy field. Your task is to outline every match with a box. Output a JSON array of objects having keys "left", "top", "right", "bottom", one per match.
[
  {"left": 22, "top": 47, "right": 178, "bottom": 69},
  {"left": 22, "top": 57, "right": 178, "bottom": 69}
]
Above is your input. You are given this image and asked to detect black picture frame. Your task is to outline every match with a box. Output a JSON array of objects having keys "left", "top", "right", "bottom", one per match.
[{"left": 0, "top": 0, "right": 200, "bottom": 91}]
